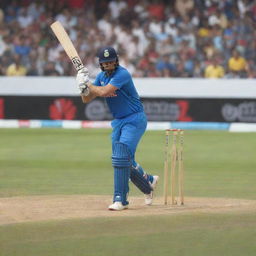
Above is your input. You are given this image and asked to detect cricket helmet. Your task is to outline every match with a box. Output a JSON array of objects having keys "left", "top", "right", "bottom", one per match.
[
  {"left": 98, "top": 46, "right": 118, "bottom": 63},
  {"left": 97, "top": 46, "right": 119, "bottom": 74}
]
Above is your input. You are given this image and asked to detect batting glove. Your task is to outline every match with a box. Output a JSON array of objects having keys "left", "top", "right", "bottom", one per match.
[{"left": 76, "top": 67, "right": 90, "bottom": 96}]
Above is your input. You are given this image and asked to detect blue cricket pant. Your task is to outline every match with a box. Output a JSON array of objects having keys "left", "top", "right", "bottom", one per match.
[{"left": 111, "top": 111, "right": 147, "bottom": 163}]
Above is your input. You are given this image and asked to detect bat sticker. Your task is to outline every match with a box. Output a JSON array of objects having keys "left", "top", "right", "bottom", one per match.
[{"left": 71, "top": 57, "right": 84, "bottom": 71}]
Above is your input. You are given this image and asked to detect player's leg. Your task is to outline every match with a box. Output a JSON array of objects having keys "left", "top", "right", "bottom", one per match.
[
  {"left": 132, "top": 163, "right": 154, "bottom": 184},
  {"left": 108, "top": 120, "right": 130, "bottom": 210},
  {"left": 120, "top": 114, "right": 155, "bottom": 181},
  {"left": 130, "top": 161, "right": 159, "bottom": 205},
  {"left": 110, "top": 121, "right": 152, "bottom": 206},
  {"left": 120, "top": 123, "right": 154, "bottom": 187},
  {"left": 109, "top": 141, "right": 131, "bottom": 211},
  {"left": 119, "top": 114, "right": 159, "bottom": 204}
]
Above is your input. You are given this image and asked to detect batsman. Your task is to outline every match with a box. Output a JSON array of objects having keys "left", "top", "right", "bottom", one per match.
[{"left": 76, "top": 46, "right": 159, "bottom": 211}]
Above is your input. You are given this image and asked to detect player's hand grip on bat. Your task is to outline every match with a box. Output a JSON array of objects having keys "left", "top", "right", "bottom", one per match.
[{"left": 76, "top": 67, "right": 90, "bottom": 96}]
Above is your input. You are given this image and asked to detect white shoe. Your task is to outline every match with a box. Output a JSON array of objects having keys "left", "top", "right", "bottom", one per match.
[
  {"left": 145, "top": 175, "right": 159, "bottom": 205},
  {"left": 151, "top": 175, "right": 159, "bottom": 190},
  {"left": 108, "top": 202, "right": 128, "bottom": 211}
]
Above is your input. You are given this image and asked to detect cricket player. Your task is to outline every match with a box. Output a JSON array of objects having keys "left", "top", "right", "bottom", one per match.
[{"left": 76, "top": 46, "right": 159, "bottom": 211}]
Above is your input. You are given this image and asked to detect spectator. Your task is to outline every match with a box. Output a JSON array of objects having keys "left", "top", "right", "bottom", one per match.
[
  {"left": 228, "top": 49, "right": 248, "bottom": 78},
  {"left": 131, "top": 20, "right": 149, "bottom": 55},
  {"left": 0, "top": 52, "right": 12, "bottom": 75},
  {"left": 157, "top": 36, "right": 176, "bottom": 56},
  {"left": 208, "top": 9, "right": 228, "bottom": 28},
  {"left": 165, "top": 16, "right": 178, "bottom": 37},
  {"left": 178, "top": 40, "right": 195, "bottom": 60},
  {"left": 172, "top": 27, "right": 184, "bottom": 45},
  {"left": 155, "top": 54, "right": 175, "bottom": 77},
  {"left": 193, "top": 59, "right": 204, "bottom": 77},
  {"left": 27, "top": 2, "right": 44, "bottom": 20},
  {"left": 137, "top": 53, "right": 151, "bottom": 77},
  {"left": 134, "top": 0, "right": 149, "bottom": 21},
  {"left": 223, "top": 21, "right": 236, "bottom": 50},
  {"left": 179, "top": 15, "right": 195, "bottom": 31},
  {"left": 26, "top": 59, "right": 39, "bottom": 76},
  {"left": 13, "top": 35, "right": 31, "bottom": 60},
  {"left": 43, "top": 61, "right": 59, "bottom": 76},
  {"left": 203, "top": 40, "right": 216, "bottom": 60},
  {"left": 244, "top": 40, "right": 256, "bottom": 63},
  {"left": 108, "top": 0, "right": 127, "bottom": 20},
  {"left": 218, "top": 10, "right": 228, "bottom": 29},
  {"left": 183, "top": 57, "right": 194, "bottom": 77},
  {"left": 17, "top": 7, "right": 33, "bottom": 28},
  {"left": 6, "top": 54, "right": 27, "bottom": 76},
  {"left": 119, "top": 53, "right": 136, "bottom": 75},
  {"left": 147, "top": 62, "right": 159, "bottom": 77},
  {"left": 147, "top": 0, "right": 165, "bottom": 21},
  {"left": 175, "top": 59, "right": 188, "bottom": 77},
  {"left": 148, "top": 17, "right": 162, "bottom": 36},
  {"left": 0, "top": 0, "right": 255, "bottom": 78},
  {"left": 175, "top": 0, "right": 194, "bottom": 18},
  {"left": 146, "top": 41, "right": 159, "bottom": 63},
  {"left": 0, "top": 34, "right": 7, "bottom": 56},
  {"left": 204, "top": 57, "right": 225, "bottom": 78},
  {"left": 197, "top": 21, "right": 211, "bottom": 39},
  {"left": 125, "top": 36, "right": 141, "bottom": 61},
  {"left": 212, "top": 25, "right": 223, "bottom": 51},
  {"left": 4, "top": 1, "right": 19, "bottom": 24},
  {"left": 154, "top": 22, "right": 168, "bottom": 42},
  {"left": 97, "top": 13, "right": 113, "bottom": 41},
  {"left": 115, "top": 25, "right": 132, "bottom": 50}
]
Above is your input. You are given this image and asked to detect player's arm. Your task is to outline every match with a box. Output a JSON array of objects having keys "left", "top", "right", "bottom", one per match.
[
  {"left": 76, "top": 68, "right": 93, "bottom": 103},
  {"left": 80, "top": 81, "right": 97, "bottom": 103},
  {"left": 80, "top": 82, "right": 117, "bottom": 103},
  {"left": 88, "top": 83, "right": 117, "bottom": 97},
  {"left": 77, "top": 68, "right": 117, "bottom": 103},
  {"left": 80, "top": 82, "right": 116, "bottom": 102}
]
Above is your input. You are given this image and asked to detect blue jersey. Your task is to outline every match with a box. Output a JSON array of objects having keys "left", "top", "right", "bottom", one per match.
[{"left": 93, "top": 66, "right": 144, "bottom": 119}]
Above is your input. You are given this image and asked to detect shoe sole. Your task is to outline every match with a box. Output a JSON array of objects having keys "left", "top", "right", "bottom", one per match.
[
  {"left": 108, "top": 208, "right": 128, "bottom": 211},
  {"left": 108, "top": 207, "right": 128, "bottom": 211}
]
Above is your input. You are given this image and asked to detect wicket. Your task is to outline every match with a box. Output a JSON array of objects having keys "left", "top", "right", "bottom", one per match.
[{"left": 163, "top": 129, "right": 184, "bottom": 206}]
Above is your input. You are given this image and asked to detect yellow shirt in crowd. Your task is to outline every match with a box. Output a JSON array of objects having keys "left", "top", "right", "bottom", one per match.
[
  {"left": 205, "top": 65, "right": 224, "bottom": 78},
  {"left": 228, "top": 57, "right": 247, "bottom": 71},
  {"left": 6, "top": 64, "right": 27, "bottom": 76}
]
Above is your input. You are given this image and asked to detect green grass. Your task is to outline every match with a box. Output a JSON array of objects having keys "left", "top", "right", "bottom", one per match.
[
  {"left": 0, "top": 213, "right": 256, "bottom": 256},
  {"left": 0, "top": 129, "right": 255, "bottom": 199},
  {"left": 0, "top": 128, "right": 256, "bottom": 256},
  {"left": 0, "top": 129, "right": 114, "bottom": 196}
]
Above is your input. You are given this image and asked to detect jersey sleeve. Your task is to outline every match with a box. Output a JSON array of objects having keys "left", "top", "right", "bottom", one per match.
[
  {"left": 109, "top": 69, "right": 131, "bottom": 89},
  {"left": 93, "top": 73, "right": 101, "bottom": 86}
]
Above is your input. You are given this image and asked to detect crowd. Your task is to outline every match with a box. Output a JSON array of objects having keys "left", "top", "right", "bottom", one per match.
[{"left": 0, "top": 0, "right": 256, "bottom": 78}]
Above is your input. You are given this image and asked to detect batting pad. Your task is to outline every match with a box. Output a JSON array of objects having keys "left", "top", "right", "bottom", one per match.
[
  {"left": 112, "top": 142, "right": 131, "bottom": 205},
  {"left": 130, "top": 166, "right": 152, "bottom": 195}
]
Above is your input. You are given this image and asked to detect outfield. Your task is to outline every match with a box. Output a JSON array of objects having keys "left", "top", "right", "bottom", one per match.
[{"left": 0, "top": 129, "right": 256, "bottom": 256}]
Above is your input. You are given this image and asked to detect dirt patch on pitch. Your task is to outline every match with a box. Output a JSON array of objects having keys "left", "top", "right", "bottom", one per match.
[{"left": 0, "top": 195, "right": 256, "bottom": 225}]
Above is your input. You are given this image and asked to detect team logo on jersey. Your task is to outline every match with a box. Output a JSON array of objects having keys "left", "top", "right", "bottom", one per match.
[
  {"left": 104, "top": 50, "right": 109, "bottom": 58},
  {"left": 100, "top": 81, "right": 105, "bottom": 86}
]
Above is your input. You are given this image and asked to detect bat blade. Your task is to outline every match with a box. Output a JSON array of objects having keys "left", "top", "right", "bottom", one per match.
[{"left": 50, "top": 21, "right": 84, "bottom": 71}]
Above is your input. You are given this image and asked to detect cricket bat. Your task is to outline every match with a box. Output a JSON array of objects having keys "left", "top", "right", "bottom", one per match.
[{"left": 50, "top": 21, "right": 84, "bottom": 71}]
